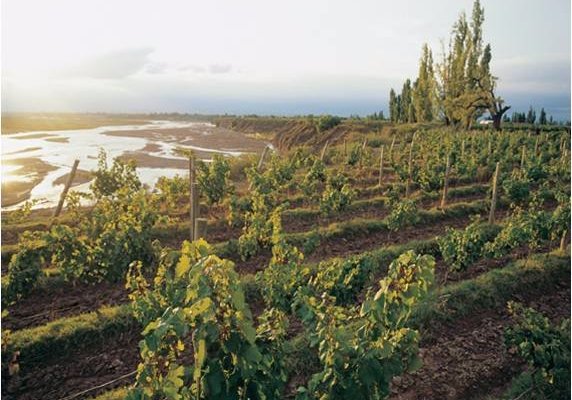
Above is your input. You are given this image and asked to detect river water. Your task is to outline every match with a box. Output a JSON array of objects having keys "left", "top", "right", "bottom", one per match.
[{"left": 1, "top": 120, "right": 265, "bottom": 210}]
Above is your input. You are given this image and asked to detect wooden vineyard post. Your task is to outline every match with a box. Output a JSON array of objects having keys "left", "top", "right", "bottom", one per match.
[
  {"left": 389, "top": 136, "right": 396, "bottom": 163},
  {"left": 488, "top": 162, "right": 500, "bottom": 224},
  {"left": 52, "top": 159, "right": 80, "bottom": 219},
  {"left": 320, "top": 140, "right": 329, "bottom": 161},
  {"left": 191, "top": 183, "right": 200, "bottom": 240},
  {"left": 257, "top": 145, "right": 270, "bottom": 171},
  {"left": 359, "top": 138, "right": 368, "bottom": 169},
  {"left": 440, "top": 154, "right": 451, "bottom": 209},
  {"left": 189, "top": 155, "right": 198, "bottom": 241},
  {"left": 194, "top": 218, "right": 208, "bottom": 241},
  {"left": 405, "top": 133, "right": 416, "bottom": 198},
  {"left": 560, "top": 230, "right": 568, "bottom": 252},
  {"left": 520, "top": 145, "right": 526, "bottom": 171},
  {"left": 378, "top": 145, "right": 385, "bottom": 187}
]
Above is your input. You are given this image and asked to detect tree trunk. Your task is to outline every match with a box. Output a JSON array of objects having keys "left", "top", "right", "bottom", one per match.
[{"left": 492, "top": 114, "right": 502, "bottom": 131}]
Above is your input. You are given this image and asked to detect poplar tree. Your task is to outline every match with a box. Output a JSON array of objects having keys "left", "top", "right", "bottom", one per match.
[
  {"left": 400, "top": 79, "right": 413, "bottom": 122},
  {"left": 539, "top": 108, "right": 547, "bottom": 125},
  {"left": 412, "top": 44, "right": 437, "bottom": 122},
  {"left": 389, "top": 89, "right": 398, "bottom": 122}
]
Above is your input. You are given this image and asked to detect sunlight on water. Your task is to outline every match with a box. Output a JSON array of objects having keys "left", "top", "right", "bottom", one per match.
[{"left": 1, "top": 164, "right": 24, "bottom": 183}]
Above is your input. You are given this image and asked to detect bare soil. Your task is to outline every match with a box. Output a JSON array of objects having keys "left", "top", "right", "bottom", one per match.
[{"left": 389, "top": 281, "right": 571, "bottom": 400}]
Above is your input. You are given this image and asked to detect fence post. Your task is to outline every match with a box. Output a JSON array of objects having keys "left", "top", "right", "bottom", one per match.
[
  {"left": 440, "top": 154, "right": 451, "bottom": 209},
  {"left": 53, "top": 159, "right": 80, "bottom": 219},
  {"left": 194, "top": 218, "right": 208, "bottom": 241},
  {"left": 189, "top": 156, "right": 196, "bottom": 241},
  {"left": 389, "top": 136, "right": 396, "bottom": 163},
  {"left": 488, "top": 162, "right": 500, "bottom": 224},
  {"left": 378, "top": 145, "right": 384, "bottom": 187},
  {"left": 320, "top": 140, "right": 329, "bottom": 161},
  {"left": 257, "top": 145, "right": 270, "bottom": 171},
  {"left": 405, "top": 133, "right": 416, "bottom": 198},
  {"left": 520, "top": 145, "right": 526, "bottom": 171},
  {"left": 560, "top": 230, "right": 568, "bottom": 252}
]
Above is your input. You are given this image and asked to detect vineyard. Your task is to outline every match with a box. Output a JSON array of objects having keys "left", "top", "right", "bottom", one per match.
[{"left": 0, "top": 119, "right": 570, "bottom": 400}]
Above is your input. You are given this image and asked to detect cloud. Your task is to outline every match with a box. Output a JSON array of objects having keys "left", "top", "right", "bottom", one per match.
[
  {"left": 208, "top": 64, "right": 232, "bottom": 74},
  {"left": 178, "top": 64, "right": 207, "bottom": 74},
  {"left": 495, "top": 56, "right": 571, "bottom": 95},
  {"left": 177, "top": 63, "right": 233, "bottom": 75},
  {"left": 145, "top": 62, "right": 168, "bottom": 74},
  {"left": 64, "top": 47, "right": 154, "bottom": 79}
]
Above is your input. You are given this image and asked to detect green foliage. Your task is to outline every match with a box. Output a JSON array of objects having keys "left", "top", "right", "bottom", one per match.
[
  {"left": 238, "top": 193, "right": 275, "bottom": 260},
  {"left": 319, "top": 173, "right": 355, "bottom": 215},
  {"left": 5, "top": 231, "right": 49, "bottom": 304},
  {"left": 301, "top": 157, "right": 327, "bottom": 202},
  {"left": 505, "top": 302, "right": 570, "bottom": 399},
  {"left": 91, "top": 149, "right": 141, "bottom": 199},
  {"left": 437, "top": 217, "right": 489, "bottom": 272},
  {"left": 6, "top": 199, "right": 40, "bottom": 224},
  {"left": 309, "top": 254, "right": 375, "bottom": 305},
  {"left": 386, "top": 195, "right": 419, "bottom": 233},
  {"left": 127, "top": 240, "right": 287, "bottom": 400},
  {"left": 152, "top": 175, "right": 189, "bottom": 211},
  {"left": 226, "top": 194, "right": 251, "bottom": 228},
  {"left": 316, "top": 115, "right": 342, "bottom": 132},
  {"left": 502, "top": 171, "right": 531, "bottom": 206},
  {"left": 197, "top": 154, "right": 232, "bottom": 205},
  {"left": 551, "top": 190, "right": 571, "bottom": 243},
  {"left": 296, "top": 251, "right": 435, "bottom": 400},
  {"left": 346, "top": 144, "right": 362, "bottom": 166},
  {"left": 256, "top": 211, "right": 306, "bottom": 311},
  {"left": 484, "top": 201, "right": 552, "bottom": 258}
]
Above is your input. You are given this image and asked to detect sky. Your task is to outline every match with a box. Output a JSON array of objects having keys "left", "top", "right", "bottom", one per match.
[{"left": 2, "top": 0, "right": 571, "bottom": 120}]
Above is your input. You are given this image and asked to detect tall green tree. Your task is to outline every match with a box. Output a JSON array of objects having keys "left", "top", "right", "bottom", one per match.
[
  {"left": 526, "top": 106, "right": 537, "bottom": 124},
  {"left": 400, "top": 79, "right": 413, "bottom": 123},
  {"left": 412, "top": 44, "right": 437, "bottom": 122},
  {"left": 389, "top": 88, "right": 398, "bottom": 122},
  {"left": 539, "top": 108, "right": 547, "bottom": 125},
  {"left": 436, "top": 0, "right": 510, "bottom": 130}
]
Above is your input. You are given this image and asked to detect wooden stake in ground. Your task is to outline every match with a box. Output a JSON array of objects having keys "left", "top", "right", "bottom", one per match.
[
  {"left": 560, "top": 230, "right": 568, "bottom": 252},
  {"left": 194, "top": 218, "right": 208, "bottom": 241},
  {"left": 257, "top": 145, "right": 270, "bottom": 171},
  {"left": 520, "top": 145, "right": 526, "bottom": 171},
  {"left": 488, "top": 162, "right": 500, "bottom": 224},
  {"left": 378, "top": 145, "right": 385, "bottom": 187},
  {"left": 189, "top": 156, "right": 196, "bottom": 241},
  {"left": 534, "top": 136, "right": 539, "bottom": 156},
  {"left": 191, "top": 182, "right": 199, "bottom": 240},
  {"left": 320, "top": 140, "right": 329, "bottom": 161},
  {"left": 405, "top": 133, "right": 416, "bottom": 198},
  {"left": 440, "top": 154, "right": 451, "bottom": 209},
  {"left": 389, "top": 136, "right": 396, "bottom": 163},
  {"left": 52, "top": 159, "right": 80, "bottom": 219}
]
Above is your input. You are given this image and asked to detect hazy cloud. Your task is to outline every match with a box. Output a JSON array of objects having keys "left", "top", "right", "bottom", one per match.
[
  {"left": 65, "top": 47, "right": 154, "bottom": 79},
  {"left": 208, "top": 64, "right": 232, "bottom": 74},
  {"left": 145, "top": 62, "right": 168, "bottom": 74},
  {"left": 495, "top": 56, "right": 571, "bottom": 95}
]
